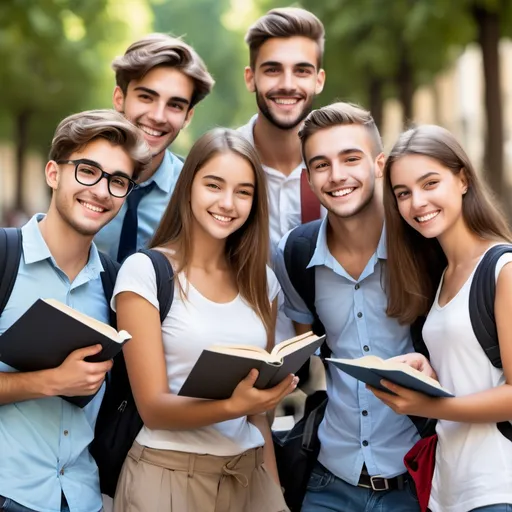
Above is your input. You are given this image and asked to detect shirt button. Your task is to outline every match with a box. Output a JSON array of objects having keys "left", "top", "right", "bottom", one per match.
[
  {"left": 60, "top": 468, "right": 65, "bottom": 475},
  {"left": 63, "top": 430, "right": 69, "bottom": 436},
  {"left": 362, "top": 410, "right": 368, "bottom": 416},
  {"left": 355, "top": 283, "right": 360, "bottom": 290},
  {"left": 363, "top": 345, "right": 370, "bottom": 352},
  {"left": 362, "top": 440, "right": 369, "bottom": 447},
  {"left": 357, "top": 312, "right": 363, "bottom": 318}
]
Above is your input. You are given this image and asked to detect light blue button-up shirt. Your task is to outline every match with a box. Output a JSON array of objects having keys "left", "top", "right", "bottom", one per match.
[
  {"left": 0, "top": 214, "right": 108, "bottom": 512},
  {"left": 94, "top": 150, "right": 183, "bottom": 259},
  {"left": 275, "top": 218, "right": 420, "bottom": 483}
]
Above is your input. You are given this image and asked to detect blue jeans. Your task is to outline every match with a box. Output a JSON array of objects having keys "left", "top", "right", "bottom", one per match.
[
  {"left": 0, "top": 497, "right": 70, "bottom": 512},
  {"left": 471, "top": 506, "right": 512, "bottom": 512},
  {"left": 302, "top": 462, "right": 420, "bottom": 512}
]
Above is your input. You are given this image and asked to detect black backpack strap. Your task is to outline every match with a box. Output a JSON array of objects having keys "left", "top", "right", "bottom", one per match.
[
  {"left": 0, "top": 228, "right": 23, "bottom": 317},
  {"left": 470, "top": 244, "right": 512, "bottom": 369},
  {"left": 98, "top": 252, "right": 120, "bottom": 327},
  {"left": 283, "top": 220, "right": 325, "bottom": 338},
  {"left": 138, "top": 249, "right": 174, "bottom": 322}
]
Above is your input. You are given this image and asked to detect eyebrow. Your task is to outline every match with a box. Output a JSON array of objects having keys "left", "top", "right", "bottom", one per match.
[
  {"left": 259, "top": 60, "right": 316, "bottom": 70},
  {"left": 133, "top": 86, "right": 190, "bottom": 106},
  {"left": 79, "top": 159, "right": 132, "bottom": 180},
  {"left": 202, "top": 175, "right": 255, "bottom": 188},
  {"left": 307, "top": 148, "right": 363, "bottom": 167},
  {"left": 392, "top": 171, "right": 440, "bottom": 191}
]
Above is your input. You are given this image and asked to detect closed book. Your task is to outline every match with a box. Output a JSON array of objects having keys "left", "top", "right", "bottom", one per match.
[
  {"left": 0, "top": 298, "right": 131, "bottom": 407},
  {"left": 326, "top": 355, "right": 453, "bottom": 398},
  {"left": 179, "top": 331, "right": 325, "bottom": 400}
]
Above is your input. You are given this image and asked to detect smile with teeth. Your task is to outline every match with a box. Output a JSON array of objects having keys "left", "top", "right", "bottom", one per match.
[
  {"left": 210, "top": 213, "right": 234, "bottom": 223},
  {"left": 329, "top": 187, "right": 355, "bottom": 197},
  {"left": 416, "top": 211, "right": 440, "bottom": 223},
  {"left": 272, "top": 98, "right": 300, "bottom": 105},
  {"left": 78, "top": 200, "right": 106, "bottom": 213},
  {"left": 139, "top": 124, "right": 166, "bottom": 137}
]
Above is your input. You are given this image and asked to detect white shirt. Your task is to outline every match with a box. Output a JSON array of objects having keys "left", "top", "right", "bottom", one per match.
[
  {"left": 423, "top": 250, "right": 512, "bottom": 512},
  {"left": 113, "top": 252, "right": 281, "bottom": 456}
]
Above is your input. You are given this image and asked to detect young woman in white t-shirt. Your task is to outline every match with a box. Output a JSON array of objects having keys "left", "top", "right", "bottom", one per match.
[
  {"left": 371, "top": 125, "right": 512, "bottom": 512},
  {"left": 112, "top": 128, "right": 298, "bottom": 512}
]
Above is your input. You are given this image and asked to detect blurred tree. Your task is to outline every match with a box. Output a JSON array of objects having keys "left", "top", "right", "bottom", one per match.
[
  {"left": 0, "top": 0, "right": 151, "bottom": 211},
  {"left": 150, "top": 0, "right": 253, "bottom": 153}
]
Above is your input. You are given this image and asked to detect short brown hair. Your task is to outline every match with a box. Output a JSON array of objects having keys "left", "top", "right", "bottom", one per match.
[
  {"left": 112, "top": 33, "right": 214, "bottom": 108},
  {"left": 299, "top": 102, "right": 383, "bottom": 165},
  {"left": 49, "top": 109, "right": 151, "bottom": 182},
  {"left": 245, "top": 7, "right": 325, "bottom": 69}
]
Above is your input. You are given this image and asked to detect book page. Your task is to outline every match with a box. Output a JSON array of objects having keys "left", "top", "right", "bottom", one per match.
[
  {"left": 208, "top": 345, "right": 271, "bottom": 361},
  {"left": 44, "top": 299, "right": 130, "bottom": 343},
  {"left": 271, "top": 331, "right": 314, "bottom": 357}
]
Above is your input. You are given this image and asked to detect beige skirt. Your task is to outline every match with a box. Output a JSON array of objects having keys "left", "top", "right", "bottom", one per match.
[{"left": 113, "top": 441, "right": 290, "bottom": 512}]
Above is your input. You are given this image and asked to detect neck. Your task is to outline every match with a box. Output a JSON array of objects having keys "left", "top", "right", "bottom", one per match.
[
  {"left": 38, "top": 207, "right": 93, "bottom": 281},
  {"left": 327, "top": 198, "right": 384, "bottom": 256},
  {"left": 188, "top": 225, "right": 228, "bottom": 271},
  {"left": 142, "top": 149, "right": 166, "bottom": 183},
  {"left": 253, "top": 114, "right": 303, "bottom": 176},
  {"left": 437, "top": 219, "right": 490, "bottom": 267}
]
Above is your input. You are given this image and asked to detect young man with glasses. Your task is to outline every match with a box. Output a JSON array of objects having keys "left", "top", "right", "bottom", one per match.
[
  {"left": 0, "top": 109, "right": 150, "bottom": 512},
  {"left": 94, "top": 33, "right": 215, "bottom": 262}
]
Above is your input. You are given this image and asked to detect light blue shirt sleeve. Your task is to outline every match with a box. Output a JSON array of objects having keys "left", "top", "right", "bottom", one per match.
[{"left": 274, "top": 230, "right": 315, "bottom": 326}]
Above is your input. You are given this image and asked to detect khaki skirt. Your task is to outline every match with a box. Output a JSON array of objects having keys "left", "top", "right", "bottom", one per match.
[{"left": 113, "top": 441, "right": 290, "bottom": 512}]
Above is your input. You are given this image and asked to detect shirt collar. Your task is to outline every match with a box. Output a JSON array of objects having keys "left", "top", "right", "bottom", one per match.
[
  {"left": 21, "top": 213, "right": 104, "bottom": 277},
  {"left": 238, "top": 114, "right": 258, "bottom": 147},
  {"left": 143, "top": 150, "right": 179, "bottom": 194},
  {"left": 306, "top": 217, "right": 387, "bottom": 269}
]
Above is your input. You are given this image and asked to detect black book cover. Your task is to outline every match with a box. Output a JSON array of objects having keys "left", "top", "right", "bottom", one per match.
[{"left": 0, "top": 299, "right": 130, "bottom": 407}]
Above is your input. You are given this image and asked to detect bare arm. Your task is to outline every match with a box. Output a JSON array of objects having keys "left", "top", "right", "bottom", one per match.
[
  {"left": 249, "top": 413, "right": 280, "bottom": 485},
  {"left": 0, "top": 344, "right": 112, "bottom": 405},
  {"left": 117, "top": 292, "right": 298, "bottom": 431},
  {"left": 293, "top": 321, "right": 313, "bottom": 336},
  {"left": 370, "top": 263, "right": 512, "bottom": 422}
]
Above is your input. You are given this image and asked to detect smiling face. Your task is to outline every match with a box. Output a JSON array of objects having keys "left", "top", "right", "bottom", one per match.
[
  {"left": 390, "top": 154, "right": 467, "bottom": 239},
  {"left": 47, "top": 138, "right": 134, "bottom": 237},
  {"left": 305, "top": 124, "right": 383, "bottom": 218},
  {"left": 245, "top": 36, "right": 325, "bottom": 131},
  {"left": 113, "top": 65, "right": 195, "bottom": 169},
  {"left": 189, "top": 151, "right": 256, "bottom": 242}
]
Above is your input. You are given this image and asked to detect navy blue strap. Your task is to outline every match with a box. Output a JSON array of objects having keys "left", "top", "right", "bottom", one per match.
[
  {"left": 0, "top": 228, "right": 22, "bottom": 317},
  {"left": 98, "top": 252, "right": 120, "bottom": 327}
]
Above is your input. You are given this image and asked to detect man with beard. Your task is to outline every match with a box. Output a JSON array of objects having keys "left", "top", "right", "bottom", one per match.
[
  {"left": 239, "top": 7, "right": 326, "bottom": 343},
  {"left": 275, "top": 103, "right": 421, "bottom": 511},
  {"left": 95, "top": 34, "right": 215, "bottom": 262},
  {"left": 0, "top": 110, "right": 151, "bottom": 512}
]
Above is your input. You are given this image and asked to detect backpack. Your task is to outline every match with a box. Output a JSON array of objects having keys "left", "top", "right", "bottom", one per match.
[{"left": 89, "top": 248, "right": 174, "bottom": 497}]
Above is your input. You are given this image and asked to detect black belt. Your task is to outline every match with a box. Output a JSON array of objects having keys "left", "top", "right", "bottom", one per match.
[{"left": 357, "top": 466, "right": 408, "bottom": 492}]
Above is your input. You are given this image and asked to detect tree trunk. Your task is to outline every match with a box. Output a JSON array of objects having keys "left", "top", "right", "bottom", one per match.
[
  {"left": 368, "top": 76, "right": 384, "bottom": 132},
  {"left": 15, "top": 110, "right": 30, "bottom": 212},
  {"left": 474, "top": 6, "right": 503, "bottom": 198},
  {"left": 396, "top": 44, "right": 414, "bottom": 128}
]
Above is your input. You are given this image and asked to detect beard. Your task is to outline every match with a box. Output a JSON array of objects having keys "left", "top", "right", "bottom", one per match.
[{"left": 255, "top": 87, "right": 314, "bottom": 130}]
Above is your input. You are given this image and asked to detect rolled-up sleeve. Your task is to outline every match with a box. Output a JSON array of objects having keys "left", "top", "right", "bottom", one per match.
[{"left": 274, "top": 230, "right": 315, "bottom": 326}]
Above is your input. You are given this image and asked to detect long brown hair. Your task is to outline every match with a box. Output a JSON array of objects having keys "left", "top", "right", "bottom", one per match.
[
  {"left": 151, "top": 128, "right": 272, "bottom": 338},
  {"left": 383, "top": 124, "right": 512, "bottom": 324}
]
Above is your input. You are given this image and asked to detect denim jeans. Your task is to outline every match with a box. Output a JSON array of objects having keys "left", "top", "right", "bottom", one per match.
[
  {"left": 471, "top": 505, "right": 512, "bottom": 512},
  {"left": 302, "top": 462, "right": 420, "bottom": 512},
  {"left": 0, "top": 497, "right": 70, "bottom": 512}
]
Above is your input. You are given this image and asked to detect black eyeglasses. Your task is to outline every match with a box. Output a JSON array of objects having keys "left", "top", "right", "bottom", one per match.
[{"left": 57, "top": 159, "right": 136, "bottom": 198}]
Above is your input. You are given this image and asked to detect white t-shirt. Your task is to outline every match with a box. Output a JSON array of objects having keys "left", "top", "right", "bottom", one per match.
[
  {"left": 112, "top": 252, "right": 281, "bottom": 456},
  {"left": 423, "top": 250, "right": 512, "bottom": 512}
]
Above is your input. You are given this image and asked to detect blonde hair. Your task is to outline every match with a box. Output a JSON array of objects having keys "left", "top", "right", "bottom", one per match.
[
  {"left": 49, "top": 109, "right": 151, "bottom": 181},
  {"left": 245, "top": 7, "right": 325, "bottom": 69},
  {"left": 112, "top": 33, "right": 214, "bottom": 108}
]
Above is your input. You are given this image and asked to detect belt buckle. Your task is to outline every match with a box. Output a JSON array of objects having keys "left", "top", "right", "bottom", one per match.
[{"left": 370, "top": 475, "right": 389, "bottom": 491}]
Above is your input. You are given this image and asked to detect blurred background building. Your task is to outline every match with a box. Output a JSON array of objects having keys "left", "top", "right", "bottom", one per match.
[{"left": 1, "top": 0, "right": 511, "bottom": 225}]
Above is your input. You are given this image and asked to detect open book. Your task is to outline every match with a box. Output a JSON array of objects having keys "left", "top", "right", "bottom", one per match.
[
  {"left": 0, "top": 298, "right": 131, "bottom": 406},
  {"left": 179, "top": 331, "right": 325, "bottom": 400},
  {"left": 327, "top": 355, "right": 453, "bottom": 398}
]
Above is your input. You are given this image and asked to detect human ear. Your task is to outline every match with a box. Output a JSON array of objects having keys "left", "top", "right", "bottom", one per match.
[
  {"left": 375, "top": 153, "right": 386, "bottom": 178},
  {"left": 244, "top": 66, "right": 256, "bottom": 93},
  {"left": 315, "top": 68, "right": 326, "bottom": 95},
  {"left": 113, "top": 86, "right": 125, "bottom": 113},
  {"left": 45, "top": 161, "right": 60, "bottom": 190}
]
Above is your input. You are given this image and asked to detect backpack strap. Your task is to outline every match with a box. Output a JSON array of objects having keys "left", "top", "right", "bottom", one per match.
[
  {"left": 0, "top": 228, "right": 23, "bottom": 317},
  {"left": 138, "top": 249, "right": 174, "bottom": 322},
  {"left": 98, "top": 252, "right": 120, "bottom": 327}
]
